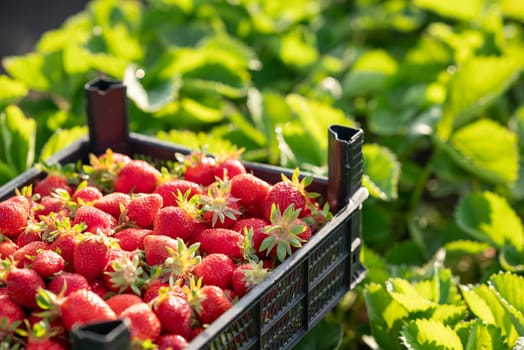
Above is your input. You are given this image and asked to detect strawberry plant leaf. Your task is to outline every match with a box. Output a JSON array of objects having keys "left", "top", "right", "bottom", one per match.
[
  {"left": 489, "top": 272, "right": 524, "bottom": 335},
  {"left": 342, "top": 49, "right": 398, "bottom": 97},
  {"left": 437, "top": 56, "right": 521, "bottom": 140},
  {"left": 455, "top": 191, "right": 524, "bottom": 250},
  {"left": 361, "top": 245, "right": 390, "bottom": 284},
  {"left": 501, "top": 0, "right": 524, "bottom": 22},
  {"left": 465, "top": 319, "right": 510, "bottom": 350},
  {"left": 413, "top": 0, "right": 483, "bottom": 21},
  {"left": 387, "top": 278, "right": 435, "bottom": 313},
  {"left": 460, "top": 284, "right": 496, "bottom": 324},
  {"left": 441, "top": 119, "right": 519, "bottom": 185},
  {"left": 0, "top": 105, "right": 36, "bottom": 175},
  {"left": 400, "top": 318, "right": 463, "bottom": 350},
  {"left": 0, "top": 76, "right": 28, "bottom": 111},
  {"left": 362, "top": 144, "right": 400, "bottom": 201},
  {"left": 293, "top": 319, "right": 343, "bottom": 350},
  {"left": 39, "top": 126, "right": 88, "bottom": 162}
]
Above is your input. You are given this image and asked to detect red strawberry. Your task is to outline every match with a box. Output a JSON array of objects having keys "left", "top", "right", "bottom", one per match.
[
  {"left": 230, "top": 173, "right": 271, "bottom": 217},
  {"left": 143, "top": 235, "right": 180, "bottom": 266},
  {"left": 0, "top": 238, "right": 18, "bottom": 259},
  {"left": 106, "top": 293, "right": 143, "bottom": 316},
  {"left": 73, "top": 205, "right": 117, "bottom": 234},
  {"left": 0, "top": 291, "right": 25, "bottom": 331},
  {"left": 156, "top": 334, "right": 189, "bottom": 350},
  {"left": 32, "top": 249, "right": 65, "bottom": 278},
  {"left": 233, "top": 217, "right": 268, "bottom": 258},
  {"left": 187, "top": 281, "right": 232, "bottom": 325},
  {"left": 181, "top": 151, "right": 217, "bottom": 186},
  {"left": 5, "top": 265, "right": 45, "bottom": 309},
  {"left": 120, "top": 302, "right": 161, "bottom": 341},
  {"left": 142, "top": 279, "right": 169, "bottom": 303},
  {"left": 26, "top": 338, "right": 66, "bottom": 350},
  {"left": 13, "top": 241, "right": 50, "bottom": 267},
  {"left": 154, "top": 179, "right": 201, "bottom": 207},
  {"left": 103, "top": 250, "right": 144, "bottom": 294},
  {"left": 214, "top": 150, "right": 246, "bottom": 180},
  {"left": 34, "top": 174, "right": 72, "bottom": 198},
  {"left": 71, "top": 185, "right": 103, "bottom": 204},
  {"left": 16, "top": 229, "right": 42, "bottom": 247},
  {"left": 47, "top": 272, "right": 90, "bottom": 296},
  {"left": 263, "top": 169, "right": 312, "bottom": 221},
  {"left": 0, "top": 195, "right": 31, "bottom": 238},
  {"left": 50, "top": 232, "right": 77, "bottom": 271},
  {"left": 73, "top": 232, "right": 113, "bottom": 281},
  {"left": 34, "top": 195, "right": 68, "bottom": 217},
  {"left": 89, "top": 279, "right": 110, "bottom": 298},
  {"left": 197, "top": 228, "right": 244, "bottom": 259},
  {"left": 93, "top": 192, "right": 131, "bottom": 219},
  {"left": 113, "top": 228, "right": 151, "bottom": 251},
  {"left": 232, "top": 261, "right": 270, "bottom": 297},
  {"left": 60, "top": 289, "right": 117, "bottom": 331},
  {"left": 151, "top": 289, "right": 192, "bottom": 340},
  {"left": 152, "top": 205, "right": 204, "bottom": 242},
  {"left": 114, "top": 159, "right": 161, "bottom": 194},
  {"left": 23, "top": 319, "right": 67, "bottom": 350},
  {"left": 192, "top": 253, "right": 235, "bottom": 290},
  {"left": 121, "top": 193, "right": 163, "bottom": 229},
  {"left": 84, "top": 149, "right": 131, "bottom": 193}
]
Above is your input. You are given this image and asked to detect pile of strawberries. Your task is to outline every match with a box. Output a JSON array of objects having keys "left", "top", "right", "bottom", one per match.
[{"left": 0, "top": 148, "right": 331, "bottom": 350}]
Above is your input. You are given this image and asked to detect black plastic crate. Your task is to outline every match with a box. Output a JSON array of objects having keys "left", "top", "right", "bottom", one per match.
[{"left": 0, "top": 78, "right": 368, "bottom": 350}]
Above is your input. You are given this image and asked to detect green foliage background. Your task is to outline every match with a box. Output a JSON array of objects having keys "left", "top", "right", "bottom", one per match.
[{"left": 3, "top": 0, "right": 524, "bottom": 348}]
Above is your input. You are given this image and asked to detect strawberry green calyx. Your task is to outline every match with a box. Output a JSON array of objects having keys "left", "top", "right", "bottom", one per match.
[
  {"left": 35, "top": 288, "right": 63, "bottom": 320},
  {"left": 199, "top": 178, "right": 242, "bottom": 227},
  {"left": 241, "top": 227, "right": 259, "bottom": 262},
  {"left": 182, "top": 276, "right": 204, "bottom": 315},
  {"left": 105, "top": 253, "right": 145, "bottom": 295},
  {"left": 259, "top": 203, "right": 307, "bottom": 263},
  {"left": 163, "top": 239, "right": 201, "bottom": 280}
]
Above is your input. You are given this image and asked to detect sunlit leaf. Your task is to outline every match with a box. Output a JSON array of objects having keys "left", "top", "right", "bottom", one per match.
[
  {"left": 455, "top": 191, "right": 524, "bottom": 250},
  {"left": 363, "top": 144, "right": 400, "bottom": 200},
  {"left": 0, "top": 105, "right": 36, "bottom": 174},
  {"left": 502, "top": 0, "right": 524, "bottom": 22},
  {"left": 464, "top": 319, "right": 509, "bottom": 350},
  {"left": 442, "top": 119, "right": 519, "bottom": 185},
  {"left": 39, "top": 126, "right": 87, "bottom": 161},
  {"left": 414, "top": 0, "right": 483, "bottom": 21},
  {"left": 0, "top": 76, "right": 28, "bottom": 111},
  {"left": 489, "top": 272, "right": 524, "bottom": 336},
  {"left": 400, "top": 318, "right": 463, "bottom": 349}
]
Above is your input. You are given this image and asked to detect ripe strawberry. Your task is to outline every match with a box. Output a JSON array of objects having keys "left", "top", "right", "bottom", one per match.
[
  {"left": 120, "top": 302, "right": 161, "bottom": 341},
  {"left": 181, "top": 151, "right": 217, "bottom": 186},
  {"left": 32, "top": 249, "right": 65, "bottom": 278},
  {"left": 73, "top": 232, "right": 114, "bottom": 281},
  {"left": 113, "top": 228, "right": 151, "bottom": 251},
  {"left": 192, "top": 253, "right": 235, "bottom": 290},
  {"left": 0, "top": 238, "right": 18, "bottom": 259},
  {"left": 154, "top": 179, "right": 201, "bottom": 207},
  {"left": 232, "top": 261, "right": 270, "bottom": 297},
  {"left": 259, "top": 204, "right": 311, "bottom": 262},
  {"left": 34, "top": 174, "right": 72, "bottom": 198},
  {"left": 262, "top": 169, "right": 312, "bottom": 221},
  {"left": 73, "top": 205, "right": 117, "bottom": 234},
  {"left": 89, "top": 279, "right": 110, "bottom": 298},
  {"left": 93, "top": 192, "right": 131, "bottom": 219},
  {"left": 143, "top": 235, "right": 180, "bottom": 266},
  {"left": 84, "top": 149, "right": 131, "bottom": 193},
  {"left": 106, "top": 293, "right": 143, "bottom": 316},
  {"left": 34, "top": 195, "right": 68, "bottom": 217},
  {"left": 142, "top": 279, "right": 169, "bottom": 303},
  {"left": 121, "top": 193, "right": 163, "bottom": 229},
  {"left": 114, "top": 159, "right": 161, "bottom": 194},
  {"left": 152, "top": 204, "right": 204, "bottom": 242},
  {"left": 5, "top": 265, "right": 45, "bottom": 309},
  {"left": 214, "top": 149, "right": 246, "bottom": 180},
  {"left": 103, "top": 250, "right": 144, "bottom": 294},
  {"left": 13, "top": 241, "right": 50, "bottom": 267},
  {"left": 186, "top": 280, "right": 232, "bottom": 325},
  {"left": 155, "top": 334, "right": 189, "bottom": 350},
  {"left": 230, "top": 173, "right": 271, "bottom": 217},
  {"left": 23, "top": 319, "right": 67, "bottom": 350},
  {"left": 151, "top": 288, "right": 192, "bottom": 340},
  {"left": 26, "top": 338, "right": 66, "bottom": 350},
  {"left": 0, "top": 195, "right": 31, "bottom": 238},
  {"left": 50, "top": 232, "right": 77, "bottom": 272},
  {"left": 199, "top": 179, "right": 242, "bottom": 228},
  {"left": 16, "top": 229, "right": 42, "bottom": 247},
  {"left": 47, "top": 272, "right": 90, "bottom": 296},
  {"left": 71, "top": 184, "right": 103, "bottom": 204},
  {"left": 60, "top": 289, "right": 117, "bottom": 331},
  {"left": 197, "top": 228, "right": 244, "bottom": 259},
  {"left": 0, "top": 291, "right": 25, "bottom": 331}
]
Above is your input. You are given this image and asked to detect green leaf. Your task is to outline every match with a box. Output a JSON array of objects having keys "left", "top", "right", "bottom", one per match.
[
  {"left": 362, "top": 144, "right": 400, "bottom": 200},
  {"left": 455, "top": 191, "right": 524, "bottom": 250},
  {"left": 0, "top": 76, "right": 28, "bottom": 111},
  {"left": 387, "top": 278, "right": 435, "bottom": 313},
  {"left": 400, "top": 318, "right": 463, "bottom": 350},
  {"left": 279, "top": 29, "right": 318, "bottom": 69},
  {"left": 460, "top": 284, "right": 496, "bottom": 324},
  {"left": 39, "top": 126, "right": 88, "bottom": 161},
  {"left": 0, "top": 105, "right": 36, "bottom": 175},
  {"left": 437, "top": 56, "right": 521, "bottom": 140},
  {"left": 293, "top": 319, "right": 343, "bottom": 350},
  {"left": 502, "top": 0, "right": 524, "bottom": 22},
  {"left": 489, "top": 272, "right": 524, "bottom": 335},
  {"left": 124, "top": 65, "right": 181, "bottom": 113},
  {"left": 343, "top": 49, "right": 398, "bottom": 97},
  {"left": 156, "top": 129, "right": 237, "bottom": 154},
  {"left": 444, "top": 240, "right": 492, "bottom": 256},
  {"left": 441, "top": 119, "right": 519, "bottom": 185},
  {"left": 361, "top": 245, "right": 390, "bottom": 284},
  {"left": 414, "top": 0, "right": 483, "bottom": 21},
  {"left": 465, "top": 320, "right": 510, "bottom": 350},
  {"left": 3, "top": 53, "right": 53, "bottom": 92},
  {"left": 430, "top": 304, "right": 468, "bottom": 327}
]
